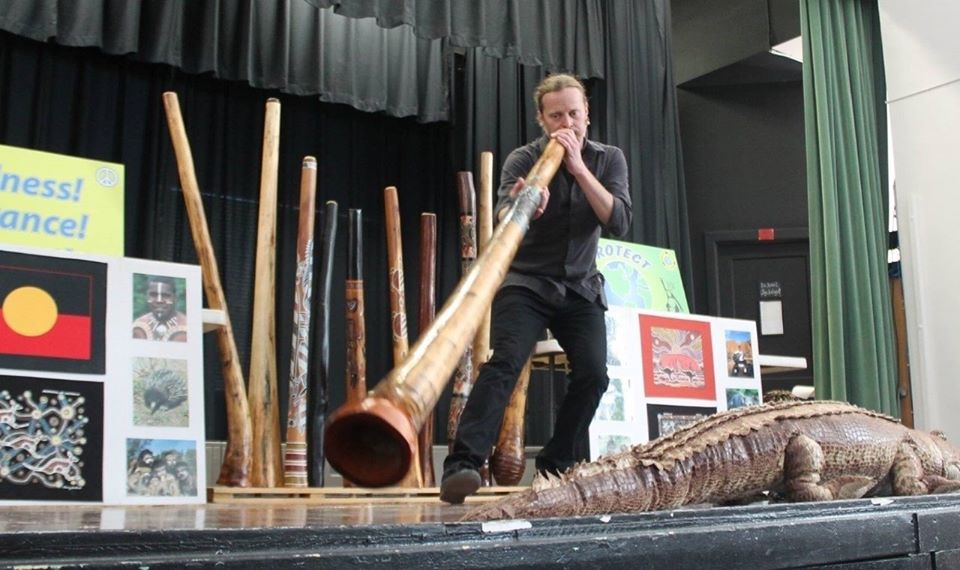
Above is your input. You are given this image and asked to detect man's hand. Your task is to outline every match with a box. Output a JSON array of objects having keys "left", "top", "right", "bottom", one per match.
[
  {"left": 551, "top": 128, "right": 587, "bottom": 177},
  {"left": 510, "top": 176, "right": 550, "bottom": 220}
]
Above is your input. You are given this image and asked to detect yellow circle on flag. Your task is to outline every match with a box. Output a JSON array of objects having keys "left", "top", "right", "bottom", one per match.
[{"left": 2, "top": 286, "right": 59, "bottom": 337}]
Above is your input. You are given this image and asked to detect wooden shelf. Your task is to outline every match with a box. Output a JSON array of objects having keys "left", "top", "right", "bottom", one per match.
[{"left": 201, "top": 308, "right": 226, "bottom": 333}]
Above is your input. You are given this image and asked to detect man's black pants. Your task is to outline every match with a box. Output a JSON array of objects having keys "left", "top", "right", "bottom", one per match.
[{"left": 444, "top": 286, "right": 609, "bottom": 476}]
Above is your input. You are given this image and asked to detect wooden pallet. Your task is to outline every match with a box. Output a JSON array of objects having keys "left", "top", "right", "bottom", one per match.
[{"left": 208, "top": 485, "right": 526, "bottom": 505}]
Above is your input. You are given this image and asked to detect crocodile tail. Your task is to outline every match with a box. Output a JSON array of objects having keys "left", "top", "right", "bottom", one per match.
[{"left": 461, "top": 484, "right": 585, "bottom": 521}]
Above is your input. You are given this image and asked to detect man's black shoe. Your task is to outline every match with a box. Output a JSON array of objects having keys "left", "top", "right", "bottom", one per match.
[{"left": 439, "top": 468, "right": 481, "bottom": 504}]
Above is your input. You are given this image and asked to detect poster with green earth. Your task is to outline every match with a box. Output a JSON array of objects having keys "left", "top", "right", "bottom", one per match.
[{"left": 596, "top": 238, "right": 688, "bottom": 313}]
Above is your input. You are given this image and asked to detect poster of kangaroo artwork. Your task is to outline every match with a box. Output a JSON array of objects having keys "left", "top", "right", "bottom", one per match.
[{"left": 639, "top": 313, "right": 715, "bottom": 400}]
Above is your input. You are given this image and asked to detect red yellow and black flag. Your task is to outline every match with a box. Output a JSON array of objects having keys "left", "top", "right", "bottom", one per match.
[{"left": 0, "top": 250, "right": 106, "bottom": 374}]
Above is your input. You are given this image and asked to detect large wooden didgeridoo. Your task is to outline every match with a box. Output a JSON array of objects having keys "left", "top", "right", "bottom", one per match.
[
  {"left": 248, "top": 98, "right": 283, "bottom": 488},
  {"left": 162, "top": 92, "right": 253, "bottom": 487},
  {"left": 325, "top": 140, "right": 564, "bottom": 487}
]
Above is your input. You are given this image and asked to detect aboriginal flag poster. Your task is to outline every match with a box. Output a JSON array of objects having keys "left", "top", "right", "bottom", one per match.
[{"left": 0, "top": 250, "right": 107, "bottom": 374}]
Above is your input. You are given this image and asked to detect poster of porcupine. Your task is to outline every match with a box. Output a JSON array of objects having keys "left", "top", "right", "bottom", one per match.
[{"left": 132, "top": 357, "right": 189, "bottom": 427}]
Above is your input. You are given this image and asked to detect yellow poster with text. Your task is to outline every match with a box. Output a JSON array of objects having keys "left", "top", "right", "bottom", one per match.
[{"left": 0, "top": 144, "right": 124, "bottom": 255}]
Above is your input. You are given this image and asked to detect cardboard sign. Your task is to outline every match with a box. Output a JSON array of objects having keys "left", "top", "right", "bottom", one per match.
[
  {"left": 0, "top": 144, "right": 124, "bottom": 255},
  {"left": 595, "top": 238, "right": 689, "bottom": 313}
]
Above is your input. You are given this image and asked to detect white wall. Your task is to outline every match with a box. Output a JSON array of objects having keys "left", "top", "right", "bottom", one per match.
[{"left": 878, "top": 1, "right": 960, "bottom": 439}]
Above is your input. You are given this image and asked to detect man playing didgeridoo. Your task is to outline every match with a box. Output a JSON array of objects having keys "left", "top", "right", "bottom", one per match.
[{"left": 441, "top": 73, "right": 632, "bottom": 504}]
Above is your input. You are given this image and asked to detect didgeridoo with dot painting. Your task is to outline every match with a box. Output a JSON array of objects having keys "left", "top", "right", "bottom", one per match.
[
  {"left": 324, "top": 140, "right": 565, "bottom": 488},
  {"left": 162, "top": 91, "right": 252, "bottom": 487}
]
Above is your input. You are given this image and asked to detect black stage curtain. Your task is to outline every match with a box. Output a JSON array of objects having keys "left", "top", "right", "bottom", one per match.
[
  {"left": 0, "top": 0, "right": 447, "bottom": 122},
  {"left": 0, "top": 30, "right": 458, "bottom": 441},
  {"left": 305, "top": 0, "right": 605, "bottom": 79}
]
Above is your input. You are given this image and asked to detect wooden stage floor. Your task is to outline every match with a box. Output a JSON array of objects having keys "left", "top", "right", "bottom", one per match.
[
  {"left": 0, "top": 495, "right": 475, "bottom": 532},
  {"left": 4, "top": 492, "right": 960, "bottom": 568}
]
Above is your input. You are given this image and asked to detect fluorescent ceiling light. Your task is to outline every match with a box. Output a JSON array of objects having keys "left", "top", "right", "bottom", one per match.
[{"left": 771, "top": 36, "right": 803, "bottom": 63}]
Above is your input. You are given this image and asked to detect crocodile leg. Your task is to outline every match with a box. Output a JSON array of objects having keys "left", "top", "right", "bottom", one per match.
[
  {"left": 784, "top": 434, "right": 834, "bottom": 501},
  {"left": 889, "top": 440, "right": 960, "bottom": 495},
  {"left": 783, "top": 434, "right": 875, "bottom": 501},
  {"left": 920, "top": 455, "right": 960, "bottom": 494},
  {"left": 892, "top": 441, "right": 934, "bottom": 495}
]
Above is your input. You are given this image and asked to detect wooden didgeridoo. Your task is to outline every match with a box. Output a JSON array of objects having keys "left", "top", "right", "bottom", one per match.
[
  {"left": 446, "top": 172, "right": 477, "bottom": 448},
  {"left": 283, "top": 157, "right": 317, "bottom": 488},
  {"left": 474, "top": 152, "right": 495, "bottom": 486},
  {"left": 324, "top": 139, "right": 564, "bottom": 487},
  {"left": 383, "top": 186, "right": 423, "bottom": 488},
  {"left": 491, "top": 356, "right": 533, "bottom": 485},
  {"left": 472, "top": 151, "right": 494, "bottom": 372},
  {"left": 344, "top": 209, "right": 367, "bottom": 406},
  {"left": 339, "top": 209, "right": 366, "bottom": 488},
  {"left": 162, "top": 92, "right": 252, "bottom": 487},
  {"left": 248, "top": 98, "right": 282, "bottom": 488},
  {"left": 307, "top": 200, "right": 338, "bottom": 487},
  {"left": 416, "top": 213, "right": 437, "bottom": 487}
]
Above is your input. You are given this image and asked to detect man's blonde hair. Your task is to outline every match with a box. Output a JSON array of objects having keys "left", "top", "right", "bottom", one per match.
[{"left": 533, "top": 73, "right": 587, "bottom": 112}]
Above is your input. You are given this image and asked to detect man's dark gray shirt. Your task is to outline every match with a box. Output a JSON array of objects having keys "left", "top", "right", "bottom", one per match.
[{"left": 496, "top": 136, "right": 632, "bottom": 309}]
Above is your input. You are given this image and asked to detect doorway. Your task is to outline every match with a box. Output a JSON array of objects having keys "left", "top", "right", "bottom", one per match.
[{"left": 705, "top": 228, "right": 812, "bottom": 393}]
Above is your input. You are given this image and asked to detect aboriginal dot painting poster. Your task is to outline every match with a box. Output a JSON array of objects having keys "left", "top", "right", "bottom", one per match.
[
  {"left": 0, "top": 375, "right": 104, "bottom": 502},
  {"left": 0, "top": 250, "right": 106, "bottom": 374}
]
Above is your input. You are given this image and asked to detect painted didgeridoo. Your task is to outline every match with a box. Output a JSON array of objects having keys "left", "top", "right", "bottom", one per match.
[
  {"left": 161, "top": 92, "right": 252, "bottom": 487},
  {"left": 446, "top": 172, "right": 477, "bottom": 448},
  {"left": 344, "top": 209, "right": 367, "bottom": 406},
  {"left": 283, "top": 157, "right": 317, "bottom": 488},
  {"left": 324, "top": 140, "right": 564, "bottom": 487},
  {"left": 383, "top": 186, "right": 423, "bottom": 488}
]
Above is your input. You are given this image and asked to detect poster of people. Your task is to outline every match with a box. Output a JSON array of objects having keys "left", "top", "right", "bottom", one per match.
[{"left": 0, "top": 244, "right": 205, "bottom": 505}]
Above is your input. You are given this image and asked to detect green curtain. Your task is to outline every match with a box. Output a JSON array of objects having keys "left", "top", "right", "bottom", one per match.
[{"left": 801, "top": 0, "right": 897, "bottom": 415}]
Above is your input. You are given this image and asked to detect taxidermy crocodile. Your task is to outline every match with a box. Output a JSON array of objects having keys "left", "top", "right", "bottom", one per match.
[{"left": 463, "top": 400, "right": 960, "bottom": 521}]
